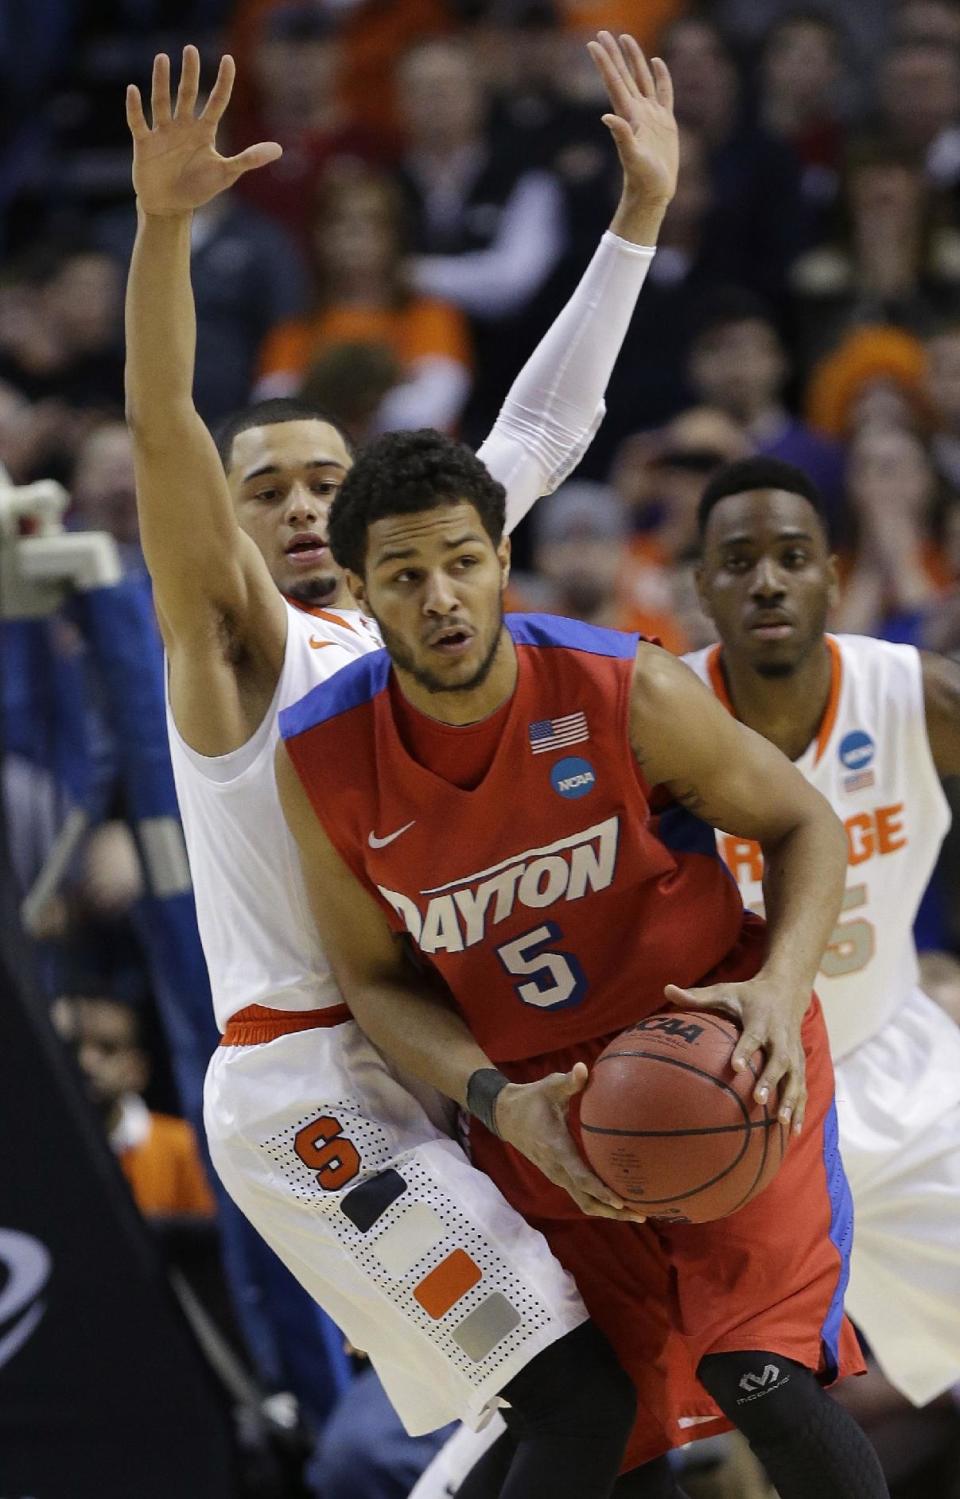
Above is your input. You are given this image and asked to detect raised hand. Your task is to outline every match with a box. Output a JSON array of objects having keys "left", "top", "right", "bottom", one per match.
[
  {"left": 126, "top": 46, "right": 281, "bottom": 216},
  {"left": 587, "top": 31, "right": 678, "bottom": 210},
  {"left": 495, "top": 1063, "right": 647, "bottom": 1222}
]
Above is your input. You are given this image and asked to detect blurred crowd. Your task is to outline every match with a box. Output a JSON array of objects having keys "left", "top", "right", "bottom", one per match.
[
  {"left": 11, "top": 0, "right": 960, "bottom": 654},
  {"left": 5, "top": 0, "right": 960, "bottom": 1496}
]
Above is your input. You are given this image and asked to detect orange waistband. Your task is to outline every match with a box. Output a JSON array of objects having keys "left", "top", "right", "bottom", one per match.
[{"left": 220, "top": 1003, "right": 351, "bottom": 1046}]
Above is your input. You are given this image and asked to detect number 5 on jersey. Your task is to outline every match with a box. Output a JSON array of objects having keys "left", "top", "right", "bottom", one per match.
[{"left": 497, "top": 922, "right": 588, "bottom": 1010}]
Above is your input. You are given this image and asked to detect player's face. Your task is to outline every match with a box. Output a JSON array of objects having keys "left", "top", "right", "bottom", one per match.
[
  {"left": 351, "top": 501, "right": 511, "bottom": 696},
  {"left": 696, "top": 490, "right": 838, "bottom": 677},
  {"left": 229, "top": 420, "right": 353, "bottom": 608}
]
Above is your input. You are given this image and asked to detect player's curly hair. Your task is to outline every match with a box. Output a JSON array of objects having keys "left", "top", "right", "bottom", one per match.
[{"left": 329, "top": 428, "right": 507, "bottom": 574}]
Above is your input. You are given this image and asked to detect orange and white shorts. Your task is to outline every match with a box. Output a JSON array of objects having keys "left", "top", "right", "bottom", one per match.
[{"left": 203, "top": 1006, "right": 587, "bottom": 1437}]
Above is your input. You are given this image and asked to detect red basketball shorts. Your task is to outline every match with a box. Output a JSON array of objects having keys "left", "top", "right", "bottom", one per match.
[{"left": 468, "top": 951, "right": 864, "bottom": 1469}]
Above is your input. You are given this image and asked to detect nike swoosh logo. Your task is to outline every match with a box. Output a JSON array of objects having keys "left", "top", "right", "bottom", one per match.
[
  {"left": 309, "top": 637, "right": 335, "bottom": 650},
  {"left": 368, "top": 821, "right": 416, "bottom": 849}
]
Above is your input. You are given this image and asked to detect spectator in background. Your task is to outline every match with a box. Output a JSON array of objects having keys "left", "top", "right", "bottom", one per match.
[
  {"left": 70, "top": 421, "right": 142, "bottom": 571},
  {"left": 55, "top": 992, "right": 215, "bottom": 1221},
  {"left": 257, "top": 164, "right": 472, "bottom": 434},
  {"left": 789, "top": 140, "right": 960, "bottom": 371},
  {"left": 834, "top": 423, "right": 957, "bottom": 638},
  {"left": 876, "top": 37, "right": 960, "bottom": 191},
  {"left": 894, "top": 0, "right": 960, "bottom": 48},
  {"left": 511, "top": 479, "right": 630, "bottom": 625},
  {"left": 0, "top": 378, "right": 67, "bottom": 485},
  {"left": 660, "top": 14, "right": 809, "bottom": 304},
  {"left": 553, "top": 0, "right": 684, "bottom": 50},
  {"left": 233, "top": 4, "right": 381, "bottom": 247},
  {"left": 610, "top": 405, "right": 748, "bottom": 651},
  {"left": 758, "top": 9, "right": 848, "bottom": 235},
  {"left": 686, "top": 287, "right": 846, "bottom": 516},
  {"left": 806, "top": 323, "right": 930, "bottom": 441},
  {"left": 97, "top": 187, "right": 309, "bottom": 427},
  {"left": 715, "top": 0, "right": 889, "bottom": 106},
  {"left": 926, "top": 321, "right": 960, "bottom": 489},
  {"left": 395, "top": 35, "right": 567, "bottom": 435},
  {"left": 0, "top": 248, "right": 124, "bottom": 411},
  {"left": 228, "top": 0, "right": 448, "bottom": 144},
  {"left": 300, "top": 341, "right": 403, "bottom": 446}
]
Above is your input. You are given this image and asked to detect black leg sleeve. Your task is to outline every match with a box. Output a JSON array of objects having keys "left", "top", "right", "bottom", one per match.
[
  {"left": 697, "top": 1350, "right": 889, "bottom": 1499},
  {"left": 455, "top": 1321, "right": 635, "bottom": 1499}
]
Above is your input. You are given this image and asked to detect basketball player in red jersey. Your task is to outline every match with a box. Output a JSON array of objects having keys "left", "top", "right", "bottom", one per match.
[
  {"left": 277, "top": 431, "right": 891, "bottom": 1496},
  {"left": 127, "top": 36, "right": 688, "bottom": 1499}
]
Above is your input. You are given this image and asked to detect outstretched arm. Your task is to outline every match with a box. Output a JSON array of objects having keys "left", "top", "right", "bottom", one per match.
[
  {"left": 479, "top": 33, "right": 679, "bottom": 529},
  {"left": 630, "top": 645, "right": 848, "bottom": 1133},
  {"left": 276, "top": 743, "right": 644, "bottom": 1223},
  {"left": 125, "top": 48, "right": 284, "bottom": 656}
]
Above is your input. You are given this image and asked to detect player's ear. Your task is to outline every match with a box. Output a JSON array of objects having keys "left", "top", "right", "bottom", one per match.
[
  {"left": 497, "top": 534, "right": 511, "bottom": 592},
  {"left": 345, "top": 568, "right": 368, "bottom": 610},
  {"left": 826, "top": 553, "right": 840, "bottom": 611}
]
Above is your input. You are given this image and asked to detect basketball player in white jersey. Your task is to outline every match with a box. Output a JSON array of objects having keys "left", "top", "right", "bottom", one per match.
[
  {"left": 124, "top": 39, "right": 683, "bottom": 1495},
  {"left": 683, "top": 455, "right": 960, "bottom": 1411}
]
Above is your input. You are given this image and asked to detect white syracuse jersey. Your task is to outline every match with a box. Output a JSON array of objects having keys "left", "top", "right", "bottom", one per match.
[
  {"left": 167, "top": 599, "right": 381, "bottom": 1031},
  {"left": 685, "top": 634, "right": 951, "bottom": 1060}
]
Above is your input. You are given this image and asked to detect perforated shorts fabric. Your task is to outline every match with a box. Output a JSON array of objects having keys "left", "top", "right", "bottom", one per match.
[
  {"left": 204, "top": 1020, "right": 587, "bottom": 1435},
  {"left": 835, "top": 986, "right": 960, "bottom": 1404}
]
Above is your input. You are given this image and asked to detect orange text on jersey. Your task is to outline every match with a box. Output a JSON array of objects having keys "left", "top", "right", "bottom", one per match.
[{"left": 721, "top": 802, "right": 907, "bottom": 883}]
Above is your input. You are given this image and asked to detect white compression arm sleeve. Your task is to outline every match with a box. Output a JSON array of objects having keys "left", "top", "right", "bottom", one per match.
[{"left": 477, "top": 231, "right": 655, "bottom": 534}]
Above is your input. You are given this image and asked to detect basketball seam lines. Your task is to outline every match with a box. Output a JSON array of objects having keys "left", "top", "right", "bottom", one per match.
[{"left": 580, "top": 1120, "right": 780, "bottom": 1138}]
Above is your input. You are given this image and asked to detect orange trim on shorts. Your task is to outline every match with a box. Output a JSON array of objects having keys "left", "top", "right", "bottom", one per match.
[
  {"left": 220, "top": 1003, "right": 351, "bottom": 1046},
  {"left": 706, "top": 637, "right": 842, "bottom": 766}
]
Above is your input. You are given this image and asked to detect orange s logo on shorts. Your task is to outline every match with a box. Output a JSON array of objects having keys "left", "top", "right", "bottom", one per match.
[{"left": 295, "top": 1114, "right": 361, "bottom": 1190}]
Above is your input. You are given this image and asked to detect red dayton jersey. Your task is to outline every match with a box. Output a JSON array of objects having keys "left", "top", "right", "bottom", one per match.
[{"left": 281, "top": 614, "right": 750, "bottom": 1063}]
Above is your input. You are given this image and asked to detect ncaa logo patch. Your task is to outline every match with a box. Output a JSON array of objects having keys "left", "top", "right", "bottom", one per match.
[
  {"left": 839, "top": 730, "right": 875, "bottom": 770},
  {"left": 839, "top": 730, "right": 876, "bottom": 792},
  {"left": 550, "top": 756, "right": 596, "bottom": 799}
]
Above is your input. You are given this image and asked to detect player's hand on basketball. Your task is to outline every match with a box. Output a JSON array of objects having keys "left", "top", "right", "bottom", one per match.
[
  {"left": 496, "top": 1064, "right": 647, "bottom": 1223},
  {"left": 664, "top": 980, "right": 809, "bottom": 1134},
  {"left": 126, "top": 46, "right": 281, "bottom": 216},
  {"left": 586, "top": 32, "right": 678, "bottom": 207}
]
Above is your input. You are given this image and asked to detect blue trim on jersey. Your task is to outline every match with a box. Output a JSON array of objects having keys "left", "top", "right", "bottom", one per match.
[
  {"left": 507, "top": 613, "right": 639, "bottom": 660},
  {"left": 279, "top": 648, "right": 391, "bottom": 741},
  {"left": 281, "top": 614, "right": 637, "bottom": 740},
  {"left": 819, "top": 1099, "right": 854, "bottom": 1377},
  {"left": 655, "top": 804, "right": 719, "bottom": 860}
]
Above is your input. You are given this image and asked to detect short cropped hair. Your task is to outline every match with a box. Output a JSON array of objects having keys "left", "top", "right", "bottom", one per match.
[
  {"left": 697, "top": 456, "right": 829, "bottom": 537},
  {"left": 214, "top": 398, "right": 355, "bottom": 470},
  {"left": 329, "top": 428, "right": 506, "bottom": 575}
]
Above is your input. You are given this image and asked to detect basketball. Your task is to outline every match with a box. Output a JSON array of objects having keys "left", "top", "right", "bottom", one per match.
[{"left": 579, "top": 1010, "right": 788, "bottom": 1223}]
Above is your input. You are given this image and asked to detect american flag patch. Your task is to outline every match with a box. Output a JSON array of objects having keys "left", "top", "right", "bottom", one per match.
[{"left": 528, "top": 711, "right": 589, "bottom": 754}]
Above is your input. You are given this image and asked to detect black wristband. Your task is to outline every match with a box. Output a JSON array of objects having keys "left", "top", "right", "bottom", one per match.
[{"left": 466, "top": 1068, "right": 510, "bottom": 1136}]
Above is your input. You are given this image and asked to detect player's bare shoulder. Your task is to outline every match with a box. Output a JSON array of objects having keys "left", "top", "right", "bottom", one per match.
[{"left": 628, "top": 638, "right": 714, "bottom": 747}]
